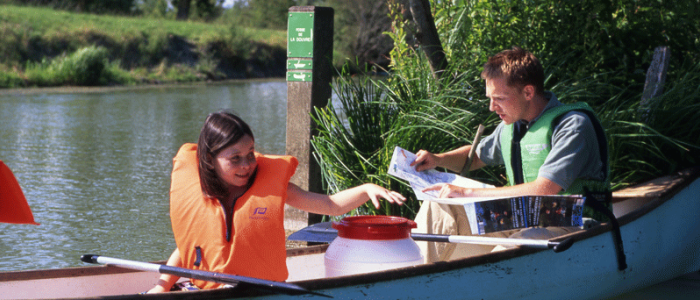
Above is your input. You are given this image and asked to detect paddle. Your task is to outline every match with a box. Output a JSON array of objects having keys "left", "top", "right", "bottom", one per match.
[
  {"left": 288, "top": 222, "right": 574, "bottom": 253},
  {"left": 80, "top": 255, "right": 330, "bottom": 297},
  {"left": 460, "top": 124, "right": 485, "bottom": 177}
]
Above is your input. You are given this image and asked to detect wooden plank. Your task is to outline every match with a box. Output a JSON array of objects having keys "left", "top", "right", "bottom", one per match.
[{"left": 639, "top": 46, "right": 670, "bottom": 123}]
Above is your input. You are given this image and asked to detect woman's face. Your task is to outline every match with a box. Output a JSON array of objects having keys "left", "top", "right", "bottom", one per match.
[{"left": 213, "top": 134, "right": 257, "bottom": 188}]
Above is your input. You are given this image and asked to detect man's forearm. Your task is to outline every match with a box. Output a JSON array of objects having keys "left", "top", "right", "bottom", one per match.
[
  {"left": 464, "top": 177, "right": 563, "bottom": 197},
  {"left": 437, "top": 145, "right": 484, "bottom": 173}
]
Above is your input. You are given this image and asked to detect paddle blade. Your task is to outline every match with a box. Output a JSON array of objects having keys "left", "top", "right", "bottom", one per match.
[
  {"left": 550, "top": 238, "right": 574, "bottom": 253},
  {"left": 0, "top": 161, "right": 39, "bottom": 225},
  {"left": 287, "top": 222, "right": 337, "bottom": 243}
]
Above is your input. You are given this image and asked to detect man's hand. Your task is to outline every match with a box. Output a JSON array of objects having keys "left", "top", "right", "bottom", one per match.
[
  {"left": 423, "top": 183, "right": 472, "bottom": 198},
  {"left": 410, "top": 150, "right": 439, "bottom": 172}
]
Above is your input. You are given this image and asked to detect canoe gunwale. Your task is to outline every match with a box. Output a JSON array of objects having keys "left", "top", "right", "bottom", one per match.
[{"left": 0, "top": 261, "right": 167, "bottom": 282}]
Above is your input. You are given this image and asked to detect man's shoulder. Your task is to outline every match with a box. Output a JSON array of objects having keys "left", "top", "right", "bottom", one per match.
[{"left": 555, "top": 110, "right": 595, "bottom": 130}]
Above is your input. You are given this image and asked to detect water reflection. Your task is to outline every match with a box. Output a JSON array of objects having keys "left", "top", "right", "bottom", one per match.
[{"left": 0, "top": 80, "right": 287, "bottom": 271}]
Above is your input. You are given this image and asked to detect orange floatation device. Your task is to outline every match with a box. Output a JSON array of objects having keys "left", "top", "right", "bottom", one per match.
[{"left": 0, "top": 160, "right": 39, "bottom": 225}]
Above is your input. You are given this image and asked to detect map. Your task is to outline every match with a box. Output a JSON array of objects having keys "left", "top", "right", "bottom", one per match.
[{"left": 387, "top": 146, "right": 493, "bottom": 201}]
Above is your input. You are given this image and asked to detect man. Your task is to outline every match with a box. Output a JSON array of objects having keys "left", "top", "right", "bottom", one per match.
[{"left": 410, "top": 47, "right": 609, "bottom": 262}]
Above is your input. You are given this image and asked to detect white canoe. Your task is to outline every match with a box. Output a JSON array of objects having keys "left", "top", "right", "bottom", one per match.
[{"left": 2, "top": 168, "right": 699, "bottom": 299}]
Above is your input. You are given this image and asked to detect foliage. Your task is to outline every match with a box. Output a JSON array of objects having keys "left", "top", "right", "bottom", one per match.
[
  {"left": 313, "top": 63, "right": 499, "bottom": 219},
  {"left": 8, "top": 0, "right": 137, "bottom": 14},
  {"left": 0, "top": 66, "right": 24, "bottom": 88},
  {"left": 0, "top": 4, "right": 287, "bottom": 87},
  {"left": 313, "top": 0, "right": 700, "bottom": 219},
  {"left": 421, "top": 0, "right": 700, "bottom": 103},
  {"left": 600, "top": 61, "right": 700, "bottom": 189},
  {"left": 134, "top": 0, "right": 172, "bottom": 19},
  {"left": 222, "top": 0, "right": 296, "bottom": 30},
  {"left": 171, "top": 0, "right": 224, "bottom": 21},
  {"left": 325, "top": 0, "right": 394, "bottom": 71},
  {"left": 24, "top": 46, "right": 109, "bottom": 86}
]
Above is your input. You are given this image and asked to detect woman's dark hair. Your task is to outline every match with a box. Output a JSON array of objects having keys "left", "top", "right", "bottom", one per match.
[{"left": 197, "top": 111, "right": 254, "bottom": 200}]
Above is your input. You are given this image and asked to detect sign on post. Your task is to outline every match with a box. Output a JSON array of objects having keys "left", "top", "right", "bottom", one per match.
[
  {"left": 288, "top": 12, "right": 314, "bottom": 58},
  {"left": 287, "top": 12, "right": 314, "bottom": 82}
]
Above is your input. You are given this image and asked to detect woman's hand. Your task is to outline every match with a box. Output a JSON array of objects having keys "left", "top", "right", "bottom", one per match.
[
  {"left": 145, "top": 248, "right": 181, "bottom": 293},
  {"left": 288, "top": 183, "right": 406, "bottom": 216},
  {"left": 362, "top": 183, "right": 406, "bottom": 209},
  {"left": 146, "top": 282, "right": 169, "bottom": 294}
]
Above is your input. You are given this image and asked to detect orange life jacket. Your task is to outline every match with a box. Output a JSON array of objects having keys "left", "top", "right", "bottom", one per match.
[
  {"left": 169, "top": 143, "right": 298, "bottom": 289},
  {"left": 0, "top": 160, "right": 39, "bottom": 225}
]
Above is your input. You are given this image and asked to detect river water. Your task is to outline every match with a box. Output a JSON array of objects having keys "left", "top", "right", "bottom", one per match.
[{"left": 0, "top": 79, "right": 291, "bottom": 272}]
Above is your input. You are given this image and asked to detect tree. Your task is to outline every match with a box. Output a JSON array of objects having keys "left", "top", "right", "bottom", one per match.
[
  {"left": 174, "top": 0, "right": 191, "bottom": 20},
  {"left": 173, "top": 0, "right": 223, "bottom": 21},
  {"left": 328, "top": 0, "right": 395, "bottom": 70}
]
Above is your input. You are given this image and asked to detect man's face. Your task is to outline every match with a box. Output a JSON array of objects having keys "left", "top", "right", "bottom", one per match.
[{"left": 485, "top": 76, "right": 529, "bottom": 125}]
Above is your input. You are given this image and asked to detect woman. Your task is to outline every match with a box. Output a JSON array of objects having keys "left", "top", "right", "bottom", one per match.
[{"left": 148, "top": 111, "right": 405, "bottom": 293}]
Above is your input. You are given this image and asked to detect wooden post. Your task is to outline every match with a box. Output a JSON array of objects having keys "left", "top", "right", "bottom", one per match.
[
  {"left": 640, "top": 46, "right": 670, "bottom": 123},
  {"left": 285, "top": 6, "right": 334, "bottom": 227}
]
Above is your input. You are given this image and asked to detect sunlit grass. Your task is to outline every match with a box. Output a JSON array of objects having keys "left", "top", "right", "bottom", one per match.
[{"left": 0, "top": 5, "right": 286, "bottom": 47}]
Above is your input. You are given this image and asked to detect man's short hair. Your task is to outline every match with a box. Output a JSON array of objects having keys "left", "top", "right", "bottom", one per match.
[{"left": 481, "top": 46, "right": 545, "bottom": 95}]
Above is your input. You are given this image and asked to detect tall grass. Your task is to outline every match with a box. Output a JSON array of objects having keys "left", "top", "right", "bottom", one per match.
[
  {"left": 313, "top": 62, "right": 504, "bottom": 219},
  {"left": 601, "top": 61, "right": 700, "bottom": 188}
]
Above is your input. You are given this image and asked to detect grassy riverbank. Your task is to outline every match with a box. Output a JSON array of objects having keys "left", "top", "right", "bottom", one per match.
[{"left": 0, "top": 4, "right": 287, "bottom": 88}]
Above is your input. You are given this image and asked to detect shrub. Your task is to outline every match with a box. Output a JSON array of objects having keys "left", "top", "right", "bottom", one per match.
[
  {"left": 0, "top": 68, "right": 24, "bottom": 88},
  {"left": 61, "top": 46, "right": 109, "bottom": 85},
  {"left": 24, "top": 46, "right": 109, "bottom": 86}
]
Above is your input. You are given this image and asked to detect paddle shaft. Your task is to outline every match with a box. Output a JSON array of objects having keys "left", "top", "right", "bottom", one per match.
[
  {"left": 460, "top": 124, "right": 485, "bottom": 177},
  {"left": 80, "top": 255, "right": 327, "bottom": 297},
  {"left": 410, "top": 233, "right": 573, "bottom": 252},
  {"left": 288, "top": 222, "right": 573, "bottom": 253}
]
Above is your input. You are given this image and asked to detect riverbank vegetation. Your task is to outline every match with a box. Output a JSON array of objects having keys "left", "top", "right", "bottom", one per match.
[
  {"left": 312, "top": 0, "right": 700, "bottom": 219},
  {"left": 0, "top": 3, "right": 288, "bottom": 87},
  {"left": 0, "top": 0, "right": 392, "bottom": 88}
]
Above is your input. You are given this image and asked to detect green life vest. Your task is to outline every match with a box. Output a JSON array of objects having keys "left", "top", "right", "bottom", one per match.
[{"left": 500, "top": 102, "right": 611, "bottom": 220}]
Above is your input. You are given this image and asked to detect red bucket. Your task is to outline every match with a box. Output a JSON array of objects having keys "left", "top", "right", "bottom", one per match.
[{"left": 332, "top": 215, "right": 417, "bottom": 240}]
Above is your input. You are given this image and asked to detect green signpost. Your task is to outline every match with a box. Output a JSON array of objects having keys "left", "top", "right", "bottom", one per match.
[
  {"left": 287, "top": 12, "right": 315, "bottom": 82},
  {"left": 287, "top": 12, "right": 314, "bottom": 58}
]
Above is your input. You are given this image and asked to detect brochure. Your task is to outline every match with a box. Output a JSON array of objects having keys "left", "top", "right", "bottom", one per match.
[
  {"left": 387, "top": 146, "right": 586, "bottom": 235},
  {"left": 462, "top": 195, "right": 586, "bottom": 235},
  {"left": 387, "top": 146, "right": 494, "bottom": 200}
]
